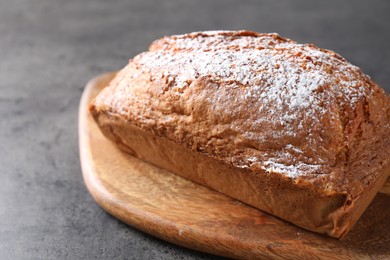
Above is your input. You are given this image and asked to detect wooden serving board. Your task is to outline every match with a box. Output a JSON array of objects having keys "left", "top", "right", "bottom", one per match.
[{"left": 79, "top": 72, "right": 390, "bottom": 260}]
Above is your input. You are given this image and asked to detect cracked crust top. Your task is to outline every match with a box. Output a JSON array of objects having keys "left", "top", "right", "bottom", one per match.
[{"left": 91, "top": 31, "right": 390, "bottom": 198}]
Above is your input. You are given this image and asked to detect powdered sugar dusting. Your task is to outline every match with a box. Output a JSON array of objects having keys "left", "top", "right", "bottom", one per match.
[
  {"left": 261, "top": 160, "right": 322, "bottom": 178},
  {"left": 126, "top": 31, "right": 370, "bottom": 179}
]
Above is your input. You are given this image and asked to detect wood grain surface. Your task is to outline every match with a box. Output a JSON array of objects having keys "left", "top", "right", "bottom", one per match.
[{"left": 79, "top": 72, "right": 390, "bottom": 260}]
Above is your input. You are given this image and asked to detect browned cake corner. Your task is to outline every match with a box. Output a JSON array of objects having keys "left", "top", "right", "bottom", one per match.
[{"left": 89, "top": 31, "right": 390, "bottom": 238}]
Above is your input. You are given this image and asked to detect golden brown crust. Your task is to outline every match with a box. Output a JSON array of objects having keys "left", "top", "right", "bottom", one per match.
[{"left": 90, "top": 31, "right": 390, "bottom": 237}]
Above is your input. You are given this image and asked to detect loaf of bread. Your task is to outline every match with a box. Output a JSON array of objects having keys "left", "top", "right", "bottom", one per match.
[{"left": 90, "top": 31, "right": 390, "bottom": 238}]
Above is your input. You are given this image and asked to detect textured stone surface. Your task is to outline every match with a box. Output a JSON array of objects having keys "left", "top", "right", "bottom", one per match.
[{"left": 0, "top": 0, "right": 389, "bottom": 259}]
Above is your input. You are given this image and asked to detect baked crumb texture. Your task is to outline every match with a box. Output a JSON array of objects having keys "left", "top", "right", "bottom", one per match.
[{"left": 91, "top": 31, "right": 390, "bottom": 238}]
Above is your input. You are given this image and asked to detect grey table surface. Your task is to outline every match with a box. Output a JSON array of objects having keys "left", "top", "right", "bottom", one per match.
[{"left": 1, "top": 0, "right": 389, "bottom": 259}]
